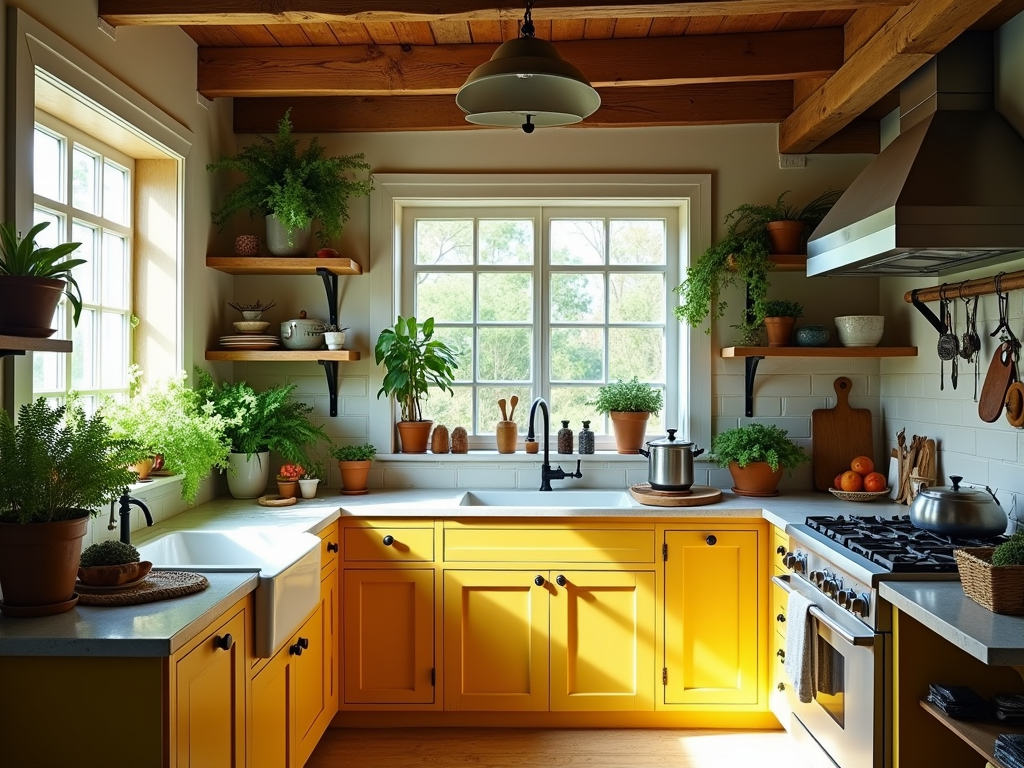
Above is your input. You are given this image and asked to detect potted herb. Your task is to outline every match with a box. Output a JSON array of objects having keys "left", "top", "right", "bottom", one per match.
[
  {"left": 0, "top": 398, "right": 146, "bottom": 616},
  {"left": 78, "top": 540, "right": 152, "bottom": 588},
  {"left": 0, "top": 221, "right": 85, "bottom": 335},
  {"left": 195, "top": 368, "right": 330, "bottom": 498},
  {"left": 375, "top": 316, "right": 459, "bottom": 453},
  {"left": 207, "top": 110, "right": 374, "bottom": 255},
  {"left": 331, "top": 443, "right": 377, "bottom": 494},
  {"left": 711, "top": 423, "right": 809, "bottom": 497},
  {"left": 590, "top": 377, "right": 664, "bottom": 454},
  {"left": 762, "top": 299, "right": 804, "bottom": 348}
]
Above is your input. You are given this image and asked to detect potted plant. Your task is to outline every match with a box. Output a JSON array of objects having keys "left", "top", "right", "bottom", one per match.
[
  {"left": 590, "top": 377, "right": 664, "bottom": 454},
  {"left": 195, "top": 368, "right": 330, "bottom": 498},
  {"left": 331, "top": 443, "right": 377, "bottom": 494},
  {"left": 207, "top": 109, "right": 373, "bottom": 256},
  {"left": 78, "top": 540, "right": 152, "bottom": 588},
  {"left": 0, "top": 398, "right": 146, "bottom": 616},
  {"left": 762, "top": 299, "right": 804, "bottom": 348},
  {"left": 276, "top": 462, "right": 304, "bottom": 498},
  {"left": 298, "top": 451, "right": 327, "bottom": 499},
  {"left": 375, "top": 315, "right": 459, "bottom": 453},
  {"left": 711, "top": 422, "right": 809, "bottom": 497},
  {"left": 674, "top": 190, "right": 839, "bottom": 344},
  {"left": 322, "top": 323, "right": 349, "bottom": 351},
  {"left": 99, "top": 368, "right": 232, "bottom": 504},
  {"left": 0, "top": 221, "right": 85, "bottom": 335}
]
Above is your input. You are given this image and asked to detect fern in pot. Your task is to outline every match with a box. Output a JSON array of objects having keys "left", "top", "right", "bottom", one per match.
[{"left": 711, "top": 423, "right": 808, "bottom": 497}]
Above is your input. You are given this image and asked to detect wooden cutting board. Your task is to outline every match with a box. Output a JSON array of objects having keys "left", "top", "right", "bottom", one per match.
[{"left": 812, "top": 376, "right": 874, "bottom": 492}]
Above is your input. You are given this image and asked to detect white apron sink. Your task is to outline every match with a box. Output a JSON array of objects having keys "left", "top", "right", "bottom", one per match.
[{"left": 459, "top": 490, "right": 635, "bottom": 508}]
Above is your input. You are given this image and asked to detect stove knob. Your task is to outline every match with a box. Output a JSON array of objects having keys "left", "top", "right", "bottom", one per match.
[
  {"left": 852, "top": 595, "right": 870, "bottom": 618},
  {"left": 791, "top": 556, "right": 805, "bottom": 574},
  {"left": 783, "top": 553, "right": 798, "bottom": 569},
  {"left": 836, "top": 589, "right": 852, "bottom": 609},
  {"left": 809, "top": 570, "right": 825, "bottom": 586},
  {"left": 822, "top": 578, "right": 838, "bottom": 597}
]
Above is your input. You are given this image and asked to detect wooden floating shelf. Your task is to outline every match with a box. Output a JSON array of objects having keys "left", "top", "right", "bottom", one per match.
[
  {"left": 723, "top": 346, "right": 918, "bottom": 358},
  {"left": 0, "top": 335, "right": 72, "bottom": 357},
  {"left": 206, "top": 257, "right": 362, "bottom": 276},
  {"left": 920, "top": 700, "right": 1022, "bottom": 766},
  {"left": 205, "top": 350, "right": 360, "bottom": 362},
  {"left": 726, "top": 254, "right": 808, "bottom": 273}
]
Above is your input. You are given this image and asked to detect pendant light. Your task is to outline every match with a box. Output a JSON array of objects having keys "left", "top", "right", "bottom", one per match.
[{"left": 455, "top": 0, "right": 601, "bottom": 133}]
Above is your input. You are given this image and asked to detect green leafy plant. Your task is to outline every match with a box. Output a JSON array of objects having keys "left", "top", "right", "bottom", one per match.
[
  {"left": 207, "top": 110, "right": 374, "bottom": 246},
  {"left": 590, "top": 377, "right": 664, "bottom": 415},
  {"left": 710, "top": 423, "right": 809, "bottom": 472},
  {"left": 375, "top": 316, "right": 459, "bottom": 423},
  {"left": 0, "top": 398, "right": 147, "bottom": 524},
  {"left": 302, "top": 446, "right": 329, "bottom": 480},
  {"left": 80, "top": 540, "right": 140, "bottom": 567},
  {"left": 323, "top": 324, "right": 349, "bottom": 333},
  {"left": 762, "top": 300, "right": 804, "bottom": 318},
  {"left": 331, "top": 443, "right": 377, "bottom": 462},
  {"left": 992, "top": 531, "right": 1024, "bottom": 566},
  {"left": 99, "top": 368, "right": 232, "bottom": 503},
  {"left": 195, "top": 368, "right": 329, "bottom": 463},
  {"left": 0, "top": 221, "right": 86, "bottom": 324}
]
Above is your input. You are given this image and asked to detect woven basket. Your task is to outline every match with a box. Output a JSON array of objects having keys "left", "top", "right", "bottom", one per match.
[{"left": 954, "top": 547, "right": 1024, "bottom": 615}]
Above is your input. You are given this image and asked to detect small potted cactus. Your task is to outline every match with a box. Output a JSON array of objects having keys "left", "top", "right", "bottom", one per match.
[
  {"left": 322, "top": 323, "right": 350, "bottom": 351},
  {"left": 78, "top": 540, "right": 152, "bottom": 587}
]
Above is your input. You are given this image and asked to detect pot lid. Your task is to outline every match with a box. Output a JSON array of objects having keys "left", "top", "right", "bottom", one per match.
[
  {"left": 645, "top": 429, "right": 694, "bottom": 448},
  {"left": 917, "top": 475, "right": 1000, "bottom": 504}
]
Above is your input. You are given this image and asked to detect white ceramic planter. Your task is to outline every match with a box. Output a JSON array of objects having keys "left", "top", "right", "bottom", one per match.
[
  {"left": 226, "top": 451, "right": 270, "bottom": 499},
  {"left": 265, "top": 215, "right": 311, "bottom": 257},
  {"left": 323, "top": 331, "right": 346, "bottom": 350},
  {"left": 298, "top": 478, "right": 320, "bottom": 499}
]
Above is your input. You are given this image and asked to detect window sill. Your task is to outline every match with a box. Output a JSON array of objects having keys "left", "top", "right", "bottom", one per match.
[{"left": 375, "top": 451, "right": 715, "bottom": 464}]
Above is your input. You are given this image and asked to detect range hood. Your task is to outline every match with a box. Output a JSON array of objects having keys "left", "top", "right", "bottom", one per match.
[{"left": 807, "top": 32, "right": 1024, "bottom": 277}]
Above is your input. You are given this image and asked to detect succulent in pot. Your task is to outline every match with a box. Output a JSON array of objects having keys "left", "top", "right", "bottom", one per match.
[
  {"left": 322, "top": 323, "right": 350, "bottom": 351},
  {"left": 78, "top": 540, "right": 153, "bottom": 587}
]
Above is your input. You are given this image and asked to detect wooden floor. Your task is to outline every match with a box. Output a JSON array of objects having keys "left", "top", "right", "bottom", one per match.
[{"left": 307, "top": 728, "right": 835, "bottom": 767}]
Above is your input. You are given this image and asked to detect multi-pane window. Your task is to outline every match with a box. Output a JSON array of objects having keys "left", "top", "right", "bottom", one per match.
[
  {"left": 403, "top": 206, "right": 678, "bottom": 450},
  {"left": 32, "top": 116, "right": 134, "bottom": 412}
]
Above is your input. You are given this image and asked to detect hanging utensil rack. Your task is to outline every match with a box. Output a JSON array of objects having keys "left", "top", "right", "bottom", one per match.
[{"left": 902, "top": 269, "right": 1024, "bottom": 304}]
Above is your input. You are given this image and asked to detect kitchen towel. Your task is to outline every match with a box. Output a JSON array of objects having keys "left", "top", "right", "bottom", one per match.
[{"left": 784, "top": 589, "right": 816, "bottom": 704}]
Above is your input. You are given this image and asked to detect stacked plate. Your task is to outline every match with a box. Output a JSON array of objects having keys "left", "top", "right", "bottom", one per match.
[{"left": 219, "top": 334, "right": 280, "bottom": 351}]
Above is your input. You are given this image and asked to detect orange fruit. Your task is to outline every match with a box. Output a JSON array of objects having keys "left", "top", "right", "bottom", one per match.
[
  {"left": 851, "top": 455, "right": 874, "bottom": 475},
  {"left": 863, "top": 472, "right": 887, "bottom": 493},
  {"left": 833, "top": 473, "right": 845, "bottom": 490},
  {"left": 840, "top": 470, "right": 864, "bottom": 492}
]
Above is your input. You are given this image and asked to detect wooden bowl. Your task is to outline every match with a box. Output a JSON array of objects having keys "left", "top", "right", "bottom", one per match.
[{"left": 77, "top": 560, "right": 153, "bottom": 587}]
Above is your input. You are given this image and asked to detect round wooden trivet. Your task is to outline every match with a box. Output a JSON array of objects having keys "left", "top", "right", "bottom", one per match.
[
  {"left": 77, "top": 571, "right": 209, "bottom": 607},
  {"left": 629, "top": 484, "right": 723, "bottom": 507}
]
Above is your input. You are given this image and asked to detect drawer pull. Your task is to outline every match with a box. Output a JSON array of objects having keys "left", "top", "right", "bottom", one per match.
[
  {"left": 214, "top": 633, "right": 234, "bottom": 651},
  {"left": 555, "top": 574, "right": 567, "bottom": 587},
  {"left": 776, "top": 613, "right": 786, "bottom": 623},
  {"left": 777, "top": 682, "right": 786, "bottom": 692},
  {"left": 534, "top": 575, "right": 545, "bottom": 587},
  {"left": 776, "top": 545, "right": 786, "bottom": 556},
  {"left": 706, "top": 535, "right": 717, "bottom": 546},
  {"left": 326, "top": 541, "right": 339, "bottom": 553},
  {"left": 776, "top": 649, "right": 785, "bottom": 660},
  {"left": 289, "top": 642, "right": 304, "bottom": 656},
  {"left": 382, "top": 535, "right": 395, "bottom": 546}
]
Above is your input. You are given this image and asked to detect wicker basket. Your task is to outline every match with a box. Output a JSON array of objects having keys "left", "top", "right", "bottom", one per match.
[{"left": 954, "top": 547, "right": 1024, "bottom": 616}]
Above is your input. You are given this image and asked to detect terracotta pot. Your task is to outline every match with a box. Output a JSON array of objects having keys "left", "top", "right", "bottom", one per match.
[
  {"left": 728, "top": 461, "right": 784, "bottom": 496},
  {"left": 78, "top": 561, "right": 153, "bottom": 587},
  {"left": 764, "top": 317, "right": 797, "bottom": 347},
  {"left": 276, "top": 480, "right": 298, "bottom": 498},
  {"left": 339, "top": 460, "right": 371, "bottom": 493},
  {"left": 610, "top": 411, "right": 651, "bottom": 454},
  {"left": 0, "top": 515, "right": 89, "bottom": 616},
  {"left": 766, "top": 220, "right": 807, "bottom": 255},
  {"left": 397, "top": 420, "right": 433, "bottom": 453},
  {"left": 132, "top": 457, "right": 155, "bottom": 480},
  {"left": 0, "top": 275, "right": 65, "bottom": 335}
]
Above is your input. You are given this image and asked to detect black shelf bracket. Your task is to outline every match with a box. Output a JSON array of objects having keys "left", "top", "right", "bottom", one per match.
[
  {"left": 319, "top": 359, "right": 339, "bottom": 417},
  {"left": 744, "top": 355, "right": 765, "bottom": 418},
  {"left": 316, "top": 267, "right": 339, "bottom": 327},
  {"left": 0, "top": 350, "right": 26, "bottom": 359}
]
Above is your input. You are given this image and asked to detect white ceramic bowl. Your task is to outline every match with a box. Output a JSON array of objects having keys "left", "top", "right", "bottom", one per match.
[
  {"left": 233, "top": 320, "right": 271, "bottom": 334},
  {"left": 835, "top": 315, "right": 884, "bottom": 347}
]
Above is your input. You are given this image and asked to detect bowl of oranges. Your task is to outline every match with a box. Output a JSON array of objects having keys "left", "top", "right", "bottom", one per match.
[{"left": 829, "top": 455, "right": 889, "bottom": 502}]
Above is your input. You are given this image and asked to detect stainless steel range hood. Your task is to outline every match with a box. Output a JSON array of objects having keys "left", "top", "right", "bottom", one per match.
[{"left": 807, "top": 32, "right": 1024, "bottom": 277}]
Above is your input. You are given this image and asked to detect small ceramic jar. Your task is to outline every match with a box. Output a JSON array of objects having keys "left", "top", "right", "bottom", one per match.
[
  {"left": 578, "top": 421, "right": 595, "bottom": 454},
  {"left": 557, "top": 420, "right": 574, "bottom": 454},
  {"left": 235, "top": 234, "right": 260, "bottom": 256},
  {"left": 795, "top": 325, "right": 830, "bottom": 347}
]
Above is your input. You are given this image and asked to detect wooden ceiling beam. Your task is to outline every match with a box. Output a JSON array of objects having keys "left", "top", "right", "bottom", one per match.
[
  {"left": 233, "top": 82, "right": 794, "bottom": 132},
  {"left": 778, "top": 0, "right": 1006, "bottom": 154},
  {"left": 199, "top": 28, "right": 843, "bottom": 97},
  {"left": 100, "top": 0, "right": 911, "bottom": 27}
]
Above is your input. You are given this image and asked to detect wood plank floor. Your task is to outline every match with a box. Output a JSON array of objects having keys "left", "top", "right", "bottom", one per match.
[{"left": 307, "top": 728, "right": 835, "bottom": 768}]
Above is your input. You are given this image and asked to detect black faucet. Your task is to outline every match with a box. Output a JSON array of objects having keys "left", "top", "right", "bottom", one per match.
[
  {"left": 526, "top": 397, "right": 582, "bottom": 491},
  {"left": 108, "top": 490, "right": 153, "bottom": 545}
]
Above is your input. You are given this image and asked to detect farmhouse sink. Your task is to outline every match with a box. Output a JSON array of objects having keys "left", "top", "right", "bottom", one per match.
[
  {"left": 459, "top": 490, "right": 635, "bottom": 508},
  {"left": 137, "top": 529, "right": 321, "bottom": 658}
]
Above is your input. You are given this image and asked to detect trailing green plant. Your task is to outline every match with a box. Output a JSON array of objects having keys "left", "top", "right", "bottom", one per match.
[
  {"left": 0, "top": 398, "right": 147, "bottom": 524},
  {"left": 762, "top": 300, "right": 804, "bottom": 318},
  {"left": 194, "top": 368, "right": 330, "bottom": 463},
  {"left": 710, "top": 423, "right": 809, "bottom": 473},
  {"left": 80, "top": 540, "right": 140, "bottom": 567},
  {"left": 590, "top": 377, "right": 664, "bottom": 415},
  {"left": 375, "top": 316, "right": 459, "bottom": 423},
  {"left": 99, "top": 368, "right": 232, "bottom": 503},
  {"left": 0, "top": 221, "right": 86, "bottom": 324},
  {"left": 207, "top": 110, "right": 374, "bottom": 246},
  {"left": 330, "top": 443, "right": 377, "bottom": 462}
]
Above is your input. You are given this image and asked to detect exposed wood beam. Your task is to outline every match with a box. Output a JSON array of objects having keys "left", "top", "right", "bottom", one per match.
[
  {"left": 199, "top": 28, "right": 842, "bottom": 97},
  {"left": 100, "top": 0, "right": 912, "bottom": 27},
  {"left": 808, "top": 118, "right": 879, "bottom": 153},
  {"left": 778, "top": 0, "right": 1005, "bottom": 154},
  {"left": 233, "top": 82, "right": 793, "bottom": 132},
  {"left": 843, "top": 6, "right": 899, "bottom": 58}
]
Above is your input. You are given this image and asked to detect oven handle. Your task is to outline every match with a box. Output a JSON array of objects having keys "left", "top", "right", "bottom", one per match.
[{"left": 772, "top": 575, "right": 875, "bottom": 647}]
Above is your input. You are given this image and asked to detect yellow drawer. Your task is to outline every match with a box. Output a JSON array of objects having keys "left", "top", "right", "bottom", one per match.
[
  {"left": 444, "top": 527, "right": 655, "bottom": 563},
  {"left": 344, "top": 527, "right": 434, "bottom": 562},
  {"left": 318, "top": 522, "right": 340, "bottom": 569},
  {"left": 772, "top": 527, "right": 788, "bottom": 572}
]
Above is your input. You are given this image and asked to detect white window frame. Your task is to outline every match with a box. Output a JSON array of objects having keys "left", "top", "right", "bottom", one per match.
[{"left": 369, "top": 173, "right": 712, "bottom": 455}]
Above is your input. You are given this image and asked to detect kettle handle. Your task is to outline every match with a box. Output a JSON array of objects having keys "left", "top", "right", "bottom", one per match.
[
  {"left": 638, "top": 447, "right": 650, "bottom": 458},
  {"left": 692, "top": 447, "right": 705, "bottom": 458}
]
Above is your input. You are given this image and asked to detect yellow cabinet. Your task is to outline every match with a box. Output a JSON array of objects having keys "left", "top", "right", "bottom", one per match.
[
  {"left": 344, "top": 568, "right": 435, "bottom": 705},
  {"left": 250, "top": 642, "right": 292, "bottom": 768},
  {"left": 664, "top": 529, "right": 760, "bottom": 705}
]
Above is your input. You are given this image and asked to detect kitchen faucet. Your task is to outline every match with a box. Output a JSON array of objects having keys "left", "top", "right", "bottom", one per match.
[
  {"left": 527, "top": 397, "right": 582, "bottom": 491},
  {"left": 108, "top": 490, "right": 153, "bottom": 545}
]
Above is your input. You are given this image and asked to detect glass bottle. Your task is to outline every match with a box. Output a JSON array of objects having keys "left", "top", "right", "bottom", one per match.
[
  {"left": 557, "top": 420, "right": 574, "bottom": 454},
  {"left": 578, "top": 420, "right": 595, "bottom": 454}
]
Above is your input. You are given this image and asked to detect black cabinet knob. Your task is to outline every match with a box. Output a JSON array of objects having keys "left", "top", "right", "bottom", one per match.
[
  {"left": 327, "top": 542, "right": 339, "bottom": 553},
  {"left": 776, "top": 545, "right": 786, "bottom": 556},
  {"left": 555, "top": 575, "right": 567, "bottom": 587},
  {"left": 382, "top": 535, "right": 394, "bottom": 546},
  {"left": 777, "top": 682, "right": 786, "bottom": 692},
  {"left": 289, "top": 643, "right": 304, "bottom": 656},
  {"left": 706, "top": 535, "right": 717, "bottom": 546},
  {"left": 214, "top": 633, "right": 234, "bottom": 651},
  {"left": 534, "top": 575, "right": 545, "bottom": 587},
  {"left": 776, "top": 613, "right": 786, "bottom": 623},
  {"left": 297, "top": 637, "right": 309, "bottom": 649},
  {"left": 776, "top": 649, "right": 785, "bottom": 660}
]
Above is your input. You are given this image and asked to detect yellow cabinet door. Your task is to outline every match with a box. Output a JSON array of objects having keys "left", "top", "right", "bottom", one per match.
[
  {"left": 173, "top": 606, "right": 246, "bottom": 768},
  {"left": 443, "top": 570, "right": 549, "bottom": 711},
  {"left": 345, "top": 568, "right": 435, "bottom": 704},
  {"left": 549, "top": 570, "right": 656, "bottom": 711},
  {"left": 664, "top": 530, "right": 759, "bottom": 705},
  {"left": 293, "top": 590, "right": 327, "bottom": 766},
  {"left": 250, "top": 645, "right": 292, "bottom": 768}
]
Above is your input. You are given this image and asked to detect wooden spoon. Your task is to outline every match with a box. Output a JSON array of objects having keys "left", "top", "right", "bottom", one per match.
[
  {"left": 498, "top": 398, "right": 508, "bottom": 421},
  {"left": 508, "top": 395, "right": 519, "bottom": 421}
]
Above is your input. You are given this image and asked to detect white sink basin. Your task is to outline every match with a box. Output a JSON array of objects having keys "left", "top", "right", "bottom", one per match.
[
  {"left": 460, "top": 490, "right": 635, "bottom": 508},
  {"left": 137, "top": 530, "right": 321, "bottom": 658}
]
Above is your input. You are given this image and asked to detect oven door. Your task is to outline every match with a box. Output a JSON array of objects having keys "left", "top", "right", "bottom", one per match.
[{"left": 773, "top": 575, "right": 888, "bottom": 768}]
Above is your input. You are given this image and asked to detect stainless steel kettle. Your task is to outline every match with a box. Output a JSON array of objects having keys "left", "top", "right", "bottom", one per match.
[
  {"left": 638, "top": 429, "right": 704, "bottom": 492},
  {"left": 909, "top": 475, "right": 1007, "bottom": 538}
]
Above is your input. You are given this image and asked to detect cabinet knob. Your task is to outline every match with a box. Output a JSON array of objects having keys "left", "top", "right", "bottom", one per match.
[
  {"left": 777, "top": 682, "right": 786, "bottom": 692},
  {"left": 776, "top": 613, "right": 786, "bottom": 623},
  {"left": 382, "top": 535, "right": 394, "bottom": 546},
  {"left": 776, "top": 649, "right": 785, "bottom": 660},
  {"left": 214, "top": 633, "right": 234, "bottom": 651},
  {"left": 534, "top": 575, "right": 545, "bottom": 587},
  {"left": 555, "top": 575, "right": 567, "bottom": 587},
  {"left": 326, "top": 541, "right": 339, "bottom": 553},
  {"left": 289, "top": 642, "right": 304, "bottom": 656},
  {"left": 297, "top": 637, "right": 309, "bottom": 650},
  {"left": 706, "top": 535, "right": 717, "bottom": 546},
  {"left": 776, "top": 545, "right": 786, "bottom": 556}
]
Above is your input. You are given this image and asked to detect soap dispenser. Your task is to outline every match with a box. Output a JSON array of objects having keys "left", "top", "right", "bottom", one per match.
[
  {"left": 557, "top": 420, "right": 574, "bottom": 454},
  {"left": 578, "top": 420, "right": 595, "bottom": 454}
]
